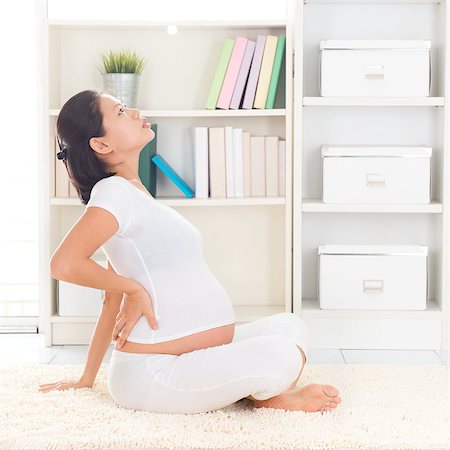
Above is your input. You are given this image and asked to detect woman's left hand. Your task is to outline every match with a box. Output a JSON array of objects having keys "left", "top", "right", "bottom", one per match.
[
  {"left": 39, "top": 378, "right": 92, "bottom": 393},
  {"left": 112, "top": 284, "right": 159, "bottom": 348}
]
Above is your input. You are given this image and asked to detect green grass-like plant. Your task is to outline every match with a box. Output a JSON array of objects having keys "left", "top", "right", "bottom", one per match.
[{"left": 98, "top": 49, "right": 148, "bottom": 74}]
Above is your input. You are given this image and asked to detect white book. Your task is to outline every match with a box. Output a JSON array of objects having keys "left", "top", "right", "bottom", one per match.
[
  {"left": 224, "top": 126, "right": 235, "bottom": 198},
  {"left": 242, "top": 131, "right": 251, "bottom": 197},
  {"left": 208, "top": 127, "right": 227, "bottom": 198},
  {"left": 279, "top": 140, "right": 286, "bottom": 197},
  {"left": 250, "top": 136, "right": 266, "bottom": 196},
  {"left": 233, "top": 128, "right": 244, "bottom": 197},
  {"left": 191, "top": 127, "right": 209, "bottom": 198},
  {"left": 265, "top": 136, "right": 279, "bottom": 197}
]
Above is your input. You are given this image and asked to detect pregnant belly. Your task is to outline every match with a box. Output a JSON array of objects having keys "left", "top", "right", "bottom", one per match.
[{"left": 116, "top": 322, "right": 235, "bottom": 355}]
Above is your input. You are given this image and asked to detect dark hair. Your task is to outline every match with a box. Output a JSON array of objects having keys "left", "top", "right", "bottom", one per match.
[{"left": 56, "top": 89, "right": 117, "bottom": 205}]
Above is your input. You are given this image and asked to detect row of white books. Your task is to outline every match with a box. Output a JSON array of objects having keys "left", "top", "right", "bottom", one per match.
[{"left": 191, "top": 127, "right": 286, "bottom": 198}]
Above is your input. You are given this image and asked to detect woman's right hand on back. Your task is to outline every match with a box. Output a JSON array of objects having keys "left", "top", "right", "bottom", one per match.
[{"left": 112, "top": 284, "right": 159, "bottom": 348}]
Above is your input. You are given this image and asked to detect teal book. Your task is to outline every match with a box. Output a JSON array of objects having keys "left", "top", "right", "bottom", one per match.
[
  {"left": 265, "top": 35, "right": 286, "bottom": 109},
  {"left": 138, "top": 124, "right": 157, "bottom": 197},
  {"left": 151, "top": 154, "right": 195, "bottom": 198}
]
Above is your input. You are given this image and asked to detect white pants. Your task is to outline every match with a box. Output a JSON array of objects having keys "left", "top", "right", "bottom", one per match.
[{"left": 108, "top": 312, "right": 309, "bottom": 414}]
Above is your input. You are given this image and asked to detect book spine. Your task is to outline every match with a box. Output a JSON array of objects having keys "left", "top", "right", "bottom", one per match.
[
  {"left": 242, "top": 35, "right": 266, "bottom": 109},
  {"left": 265, "top": 136, "right": 279, "bottom": 197},
  {"left": 265, "top": 35, "right": 286, "bottom": 109},
  {"left": 278, "top": 140, "right": 286, "bottom": 197},
  {"left": 242, "top": 131, "right": 252, "bottom": 197},
  {"left": 233, "top": 128, "right": 244, "bottom": 197},
  {"left": 205, "top": 38, "right": 235, "bottom": 110},
  {"left": 192, "top": 127, "right": 209, "bottom": 198},
  {"left": 254, "top": 35, "right": 279, "bottom": 109},
  {"left": 151, "top": 154, "right": 194, "bottom": 198},
  {"left": 208, "top": 127, "right": 227, "bottom": 198},
  {"left": 229, "top": 40, "right": 256, "bottom": 110},
  {"left": 217, "top": 37, "right": 248, "bottom": 110},
  {"left": 224, "top": 126, "right": 235, "bottom": 197},
  {"left": 138, "top": 123, "right": 157, "bottom": 197},
  {"left": 250, "top": 136, "right": 266, "bottom": 196}
]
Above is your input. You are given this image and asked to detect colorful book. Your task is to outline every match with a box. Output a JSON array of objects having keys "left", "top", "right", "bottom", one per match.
[
  {"left": 206, "top": 38, "right": 235, "bottom": 110},
  {"left": 151, "top": 154, "right": 194, "bottom": 198},
  {"left": 229, "top": 39, "right": 256, "bottom": 109},
  {"left": 138, "top": 123, "right": 157, "bottom": 197},
  {"left": 254, "top": 35, "right": 279, "bottom": 109},
  {"left": 217, "top": 36, "right": 248, "bottom": 109},
  {"left": 265, "top": 35, "right": 286, "bottom": 109},
  {"left": 242, "top": 35, "right": 266, "bottom": 109}
]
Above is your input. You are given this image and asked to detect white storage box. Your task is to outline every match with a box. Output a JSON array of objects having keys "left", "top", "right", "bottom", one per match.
[
  {"left": 57, "top": 257, "right": 108, "bottom": 316},
  {"left": 322, "top": 145, "right": 432, "bottom": 204},
  {"left": 319, "top": 40, "right": 431, "bottom": 97},
  {"left": 318, "top": 245, "right": 428, "bottom": 311}
]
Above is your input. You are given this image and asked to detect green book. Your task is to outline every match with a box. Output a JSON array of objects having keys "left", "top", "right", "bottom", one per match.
[
  {"left": 138, "top": 123, "right": 158, "bottom": 197},
  {"left": 265, "top": 35, "right": 286, "bottom": 109},
  {"left": 205, "top": 38, "right": 235, "bottom": 110}
]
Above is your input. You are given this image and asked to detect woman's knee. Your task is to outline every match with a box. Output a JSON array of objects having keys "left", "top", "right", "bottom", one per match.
[
  {"left": 278, "top": 312, "right": 307, "bottom": 329},
  {"left": 264, "top": 335, "right": 304, "bottom": 379},
  {"left": 276, "top": 312, "right": 309, "bottom": 355}
]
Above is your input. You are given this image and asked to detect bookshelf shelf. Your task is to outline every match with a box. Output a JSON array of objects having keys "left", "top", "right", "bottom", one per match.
[
  {"left": 50, "top": 197, "right": 287, "bottom": 206},
  {"left": 50, "top": 304, "right": 286, "bottom": 345},
  {"left": 46, "top": 19, "right": 288, "bottom": 29},
  {"left": 301, "top": 298, "right": 442, "bottom": 320},
  {"left": 49, "top": 108, "right": 287, "bottom": 117},
  {"left": 51, "top": 305, "right": 286, "bottom": 325},
  {"left": 304, "top": 0, "right": 443, "bottom": 4},
  {"left": 301, "top": 199, "right": 444, "bottom": 213},
  {"left": 302, "top": 97, "right": 445, "bottom": 106}
]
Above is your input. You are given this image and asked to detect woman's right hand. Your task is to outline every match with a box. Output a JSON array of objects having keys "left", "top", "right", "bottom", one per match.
[{"left": 112, "top": 284, "right": 159, "bottom": 348}]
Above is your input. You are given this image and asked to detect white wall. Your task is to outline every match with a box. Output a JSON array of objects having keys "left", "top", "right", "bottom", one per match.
[{"left": 0, "top": 0, "right": 39, "bottom": 323}]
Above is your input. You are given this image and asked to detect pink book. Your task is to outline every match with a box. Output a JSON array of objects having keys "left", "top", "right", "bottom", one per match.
[
  {"left": 230, "top": 40, "right": 256, "bottom": 109},
  {"left": 216, "top": 36, "right": 248, "bottom": 109}
]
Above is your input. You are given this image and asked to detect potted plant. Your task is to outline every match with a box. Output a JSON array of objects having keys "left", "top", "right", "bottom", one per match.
[{"left": 98, "top": 49, "right": 148, "bottom": 108}]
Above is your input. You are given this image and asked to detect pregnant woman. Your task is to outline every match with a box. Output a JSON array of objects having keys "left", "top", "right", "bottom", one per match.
[{"left": 40, "top": 89, "right": 341, "bottom": 415}]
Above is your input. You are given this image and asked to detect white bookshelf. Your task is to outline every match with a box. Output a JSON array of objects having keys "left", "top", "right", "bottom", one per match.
[
  {"left": 49, "top": 108, "right": 287, "bottom": 117},
  {"left": 292, "top": 0, "right": 449, "bottom": 350},
  {"left": 303, "top": 97, "right": 445, "bottom": 106},
  {"left": 37, "top": 7, "right": 294, "bottom": 345},
  {"left": 37, "top": 1, "right": 448, "bottom": 351}
]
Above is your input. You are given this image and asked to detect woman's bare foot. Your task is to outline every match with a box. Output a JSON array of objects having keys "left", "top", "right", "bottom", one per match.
[{"left": 252, "top": 384, "right": 342, "bottom": 414}]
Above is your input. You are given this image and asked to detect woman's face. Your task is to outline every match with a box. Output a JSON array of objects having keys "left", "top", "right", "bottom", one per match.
[{"left": 89, "top": 94, "right": 154, "bottom": 162}]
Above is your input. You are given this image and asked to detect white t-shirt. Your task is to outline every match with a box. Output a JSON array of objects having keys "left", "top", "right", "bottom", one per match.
[{"left": 86, "top": 175, "right": 236, "bottom": 344}]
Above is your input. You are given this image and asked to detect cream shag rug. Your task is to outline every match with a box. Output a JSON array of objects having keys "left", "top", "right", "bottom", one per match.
[{"left": 0, "top": 362, "right": 448, "bottom": 450}]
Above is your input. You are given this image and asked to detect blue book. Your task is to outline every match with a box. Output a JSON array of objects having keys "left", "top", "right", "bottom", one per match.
[{"left": 151, "top": 154, "right": 195, "bottom": 198}]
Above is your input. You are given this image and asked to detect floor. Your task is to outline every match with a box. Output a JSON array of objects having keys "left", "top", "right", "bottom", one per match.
[
  {"left": 0, "top": 333, "right": 447, "bottom": 366},
  {"left": 3, "top": 333, "right": 446, "bottom": 450}
]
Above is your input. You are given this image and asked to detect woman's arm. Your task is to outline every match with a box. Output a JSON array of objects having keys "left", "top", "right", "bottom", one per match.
[
  {"left": 79, "top": 260, "right": 124, "bottom": 387},
  {"left": 50, "top": 207, "right": 142, "bottom": 295}
]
